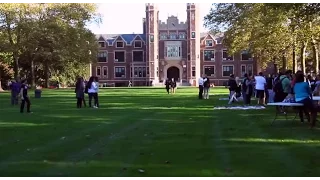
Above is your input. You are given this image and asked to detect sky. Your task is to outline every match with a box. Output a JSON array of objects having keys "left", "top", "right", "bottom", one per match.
[{"left": 87, "top": 3, "right": 213, "bottom": 34}]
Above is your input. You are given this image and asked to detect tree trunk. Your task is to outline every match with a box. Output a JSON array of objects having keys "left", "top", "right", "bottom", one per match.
[
  {"left": 293, "top": 43, "right": 297, "bottom": 73},
  {"left": 301, "top": 41, "right": 308, "bottom": 74},
  {"left": 31, "top": 59, "right": 35, "bottom": 88},
  {"left": 13, "top": 54, "right": 19, "bottom": 79},
  {"left": 44, "top": 61, "right": 49, "bottom": 88},
  {"left": 311, "top": 39, "right": 319, "bottom": 74},
  {"left": 282, "top": 53, "right": 287, "bottom": 70},
  {"left": 0, "top": 76, "right": 3, "bottom": 92}
]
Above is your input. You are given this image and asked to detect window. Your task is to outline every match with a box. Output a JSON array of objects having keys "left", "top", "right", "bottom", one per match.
[
  {"left": 179, "top": 32, "right": 186, "bottom": 39},
  {"left": 192, "top": 67, "right": 196, "bottom": 77},
  {"left": 150, "top": 35, "right": 154, "bottom": 42},
  {"left": 241, "top": 51, "right": 252, "bottom": 61},
  {"left": 247, "top": 64, "right": 253, "bottom": 75},
  {"left": 205, "top": 40, "right": 213, "bottom": 47},
  {"left": 191, "top": 32, "right": 195, "bottom": 38},
  {"left": 116, "top": 41, "right": 124, "bottom": 48},
  {"left": 160, "top": 33, "right": 167, "bottom": 40},
  {"left": 204, "top": 50, "right": 215, "bottom": 61},
  {"left": 114, "top": 51, "right": 125, "bottom": 62},
  {"left": 241, "top": 65, "right": 246, "bottom": 76},
  {"left": 134, "top": 41, "right": 142, "bottom": 48},
  {"left": 97, "top": 52, "right": 107, "bottom": 62},
  {"left": 165, "top": 45, "right": 181, "bottom": 58},
  {"left": 223, "top": 50, "right": 233, "bottom": 61},
  {"left": 169, "top": 33, "right": 177, "bottom": 39},
  {"left": 103, "top": 66, "right": 108, "bottom": 77},
  {"left": 99, "top": 42, "right": 105, "bottom": 48},
  {"left": 204, "top": 66, "right": 215, "bottom": 76},
  {"left": 222, "top": 65, "right": 234, "bottom": 77},
  {"left": 131, "top": 67, "right": 147, "bottom": 78},
  {"left": 96, "top": 66, "right": 101, "bottom": 76},
  {"left": 133, "top": 51, "right": 143, "bottom": 62},
  {"left": 115, "top": 67, "right": 125, "bottom": 78}
]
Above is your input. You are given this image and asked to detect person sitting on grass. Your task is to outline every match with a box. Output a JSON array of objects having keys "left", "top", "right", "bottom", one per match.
[{"left": 293, "top": 71, "right": 317, "bottom": 128}]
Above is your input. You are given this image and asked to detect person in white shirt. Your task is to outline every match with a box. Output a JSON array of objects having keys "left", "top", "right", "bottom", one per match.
[
  {"left": 198, "top": 75, "right": 204, "bottom": 99},
  {"left": 254, "top": 72, "right": 267, "bottom": 105},
  {"left": 87, "top": 76, "right": 99, "bottom": 108}
]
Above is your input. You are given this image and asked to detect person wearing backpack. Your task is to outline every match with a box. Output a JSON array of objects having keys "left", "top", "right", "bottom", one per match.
[
  {"left": 274, "top": 71, "right": 291, "bottom": 102},
  {"left": 242, "top": 73, "right": 248, "bottom": 104}
]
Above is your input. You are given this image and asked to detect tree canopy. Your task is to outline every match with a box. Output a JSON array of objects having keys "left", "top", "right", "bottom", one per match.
[
  {"left": 204, "top": 3, "right": 320, "bottom": 74},
  {"left": 0, "top": 3, "right": 101, "bottom": 88}
]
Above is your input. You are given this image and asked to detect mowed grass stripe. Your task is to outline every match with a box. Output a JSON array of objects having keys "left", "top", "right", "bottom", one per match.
[
  {"left": 0, "top": 93, "right": 145, "bottom": 174},
  {"left": 216, "top": 111, "right": 305, "bottom": 176},
  {"left": 1, "top": 87, "right": 320, "bottom": 176},
  {"left": 113, "top": 117, "right": 171, "bottom": 177},
  {"left": 39, "top": 118, "right": 149, "bottom": 176},
  {"left": 0, "top": 111, "right": 135, "bottom": 172},
  {"left": 210, "top": 112, "right": 232, "bottom": 176}
]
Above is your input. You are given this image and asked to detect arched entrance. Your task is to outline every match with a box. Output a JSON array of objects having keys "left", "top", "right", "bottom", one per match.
[{"left": 167, "top": 66, "right": 180, "bottom": 81}]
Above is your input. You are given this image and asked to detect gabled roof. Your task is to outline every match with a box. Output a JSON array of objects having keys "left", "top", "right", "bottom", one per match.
[
  {"left": 95, "top": 34, "right": 146, "bottom": 46},
  {"left": 200, "top": 32, "right": 224, "bottom": 44}
]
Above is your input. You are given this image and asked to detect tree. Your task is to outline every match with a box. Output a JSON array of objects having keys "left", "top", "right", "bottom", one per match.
[
  {"left": 0, "top": 3, "right": 101, "bottom": 88},
  {"left": 204, "top": 3, "right": 320, "bottom": 74}
]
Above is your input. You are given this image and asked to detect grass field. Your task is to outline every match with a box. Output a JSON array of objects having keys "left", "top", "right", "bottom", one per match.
[{"left": 0, "top": 87, "right": 320, "bottom": 177}]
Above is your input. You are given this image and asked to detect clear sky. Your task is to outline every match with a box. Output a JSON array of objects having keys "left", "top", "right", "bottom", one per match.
[{"left": 87, "top": 3, "right": 213, "bottom": 34}]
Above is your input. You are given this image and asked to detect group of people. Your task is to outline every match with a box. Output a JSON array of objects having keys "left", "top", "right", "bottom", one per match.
[
  {"left": 226, "top": 70, "right": 319, "bottom": 128},
  {"left": 6, "top": 75, "right": 101, "bottom": 113},
  {"left": 75, "top": 76, "right": 100, "bottom": 109},
  {"left": 198, "top": 75, "right": 211, "bottom": 99},
  {"left": 164, "top": 78, "right": 177, "bottom": 94},
  {"left": 8, "top": 78, "right": 32, "bottom": 113}
]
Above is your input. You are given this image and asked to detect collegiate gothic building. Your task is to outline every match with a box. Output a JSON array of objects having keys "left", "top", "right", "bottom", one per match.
[{"left": 92, "top": 3, "right": 258, "bottom": 86}]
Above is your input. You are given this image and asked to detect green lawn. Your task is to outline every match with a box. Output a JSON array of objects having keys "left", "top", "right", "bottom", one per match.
[{"left": 0, "top": 87, "right": 320, "bottom": 177}]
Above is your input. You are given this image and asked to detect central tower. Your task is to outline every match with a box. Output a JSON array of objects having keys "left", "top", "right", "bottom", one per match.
[
  {"left": 145, "top": 3, "right": 159, "bottom": 85},
  {"left": 186, "top": 3, "right": 200, "bottom": 86}
]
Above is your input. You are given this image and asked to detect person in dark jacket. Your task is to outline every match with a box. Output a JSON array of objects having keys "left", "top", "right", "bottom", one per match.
[
  {"left": 203, "top": 76, "right": 211, "bottom": 99},
  {"left": 9, "top": 78, "right": 21, "bottom": 105},
  {"left": 19, "top": 79, "right": 32, "bottom": 113},
  {"left": 266, "top": 74, "right": 274, "bottom": 103},
  {"left": 82, "top": 78, "right": 87, "bottom": 107},
  {"left": 228, "top": 74, "right": 238, "bottom": 104},
  {"left": 165, "top": 78, "right": 171, "bottom": 94},
  {"left": 75, "top": 77, "right": 85, "bottom": 108},
  {"left": 242, "top": 74, "right": 248, "bottom": 104},
  {"left": 245, "top": 74, "right": 254, "bottom": 105}
]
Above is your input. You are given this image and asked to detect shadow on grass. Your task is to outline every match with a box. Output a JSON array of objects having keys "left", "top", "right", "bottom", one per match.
[{"left": 1, "top": 89, "right": 320, "bottom": 176}]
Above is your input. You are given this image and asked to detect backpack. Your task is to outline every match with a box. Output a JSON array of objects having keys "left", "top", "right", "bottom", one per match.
[
  {"left": 84, "top": 84, "right": 89, "bottom": 94},
  {"left": 273, "top": 77, "right": 286, "bottom": 93},
  {"left": 242, "top": 78, "right": 247, "bottom": 91}
]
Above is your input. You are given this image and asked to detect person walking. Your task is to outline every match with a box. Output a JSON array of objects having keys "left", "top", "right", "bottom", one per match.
[
  {"left": 198, "top": 75, "right": 204, "bottom": 99},
  {"left": 75, "top": 77, "right": 85, "bottom": 108},
  {"left": 19, "top": 79, "right": 32, "bottom": 113}
]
